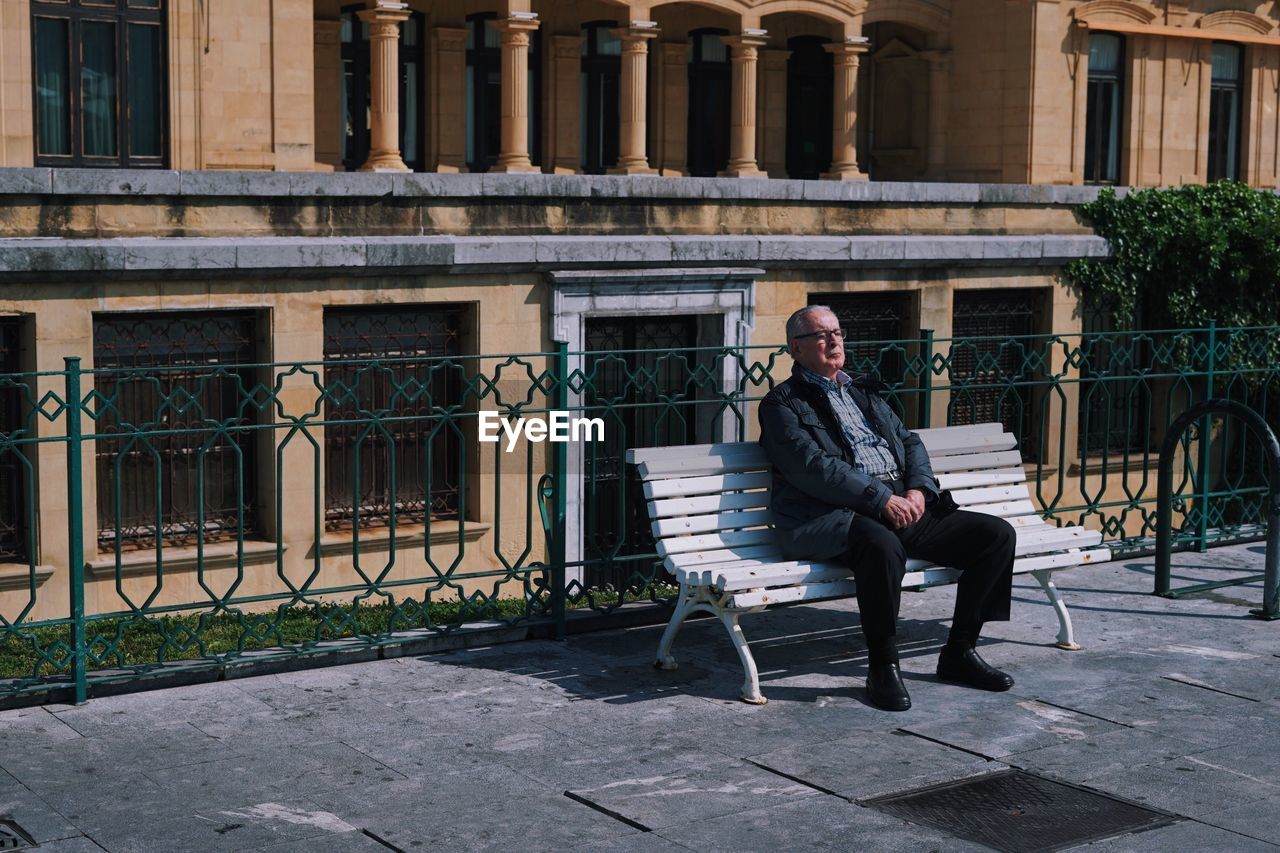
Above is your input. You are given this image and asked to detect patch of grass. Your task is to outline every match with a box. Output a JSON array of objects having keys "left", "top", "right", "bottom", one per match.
[{"left": 0, "top": 584, "right": 678, "bottom": 683}]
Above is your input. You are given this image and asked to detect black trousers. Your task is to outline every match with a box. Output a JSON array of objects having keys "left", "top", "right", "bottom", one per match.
[{"left": 843, "top": 487, "right": 1015, "bottom": 644}]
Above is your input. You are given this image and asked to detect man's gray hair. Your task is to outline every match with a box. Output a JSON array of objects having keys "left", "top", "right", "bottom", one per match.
[{"left": 786, "top": 305, "right": 835, "bottom": 342}]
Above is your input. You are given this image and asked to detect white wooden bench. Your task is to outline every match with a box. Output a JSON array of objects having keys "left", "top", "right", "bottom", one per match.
[{"left": 626, "top": 423, "right": 1112, "bottom": 704}]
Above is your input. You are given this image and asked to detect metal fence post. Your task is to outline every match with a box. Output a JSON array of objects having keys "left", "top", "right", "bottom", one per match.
[
  {"left": 917, "top": 328, "right": 934, "bottom": 430},
  {"left": 550, "top": 341, "right": 569, "bottom": 639},
  {"left": 64, "top": 357, "right": 87, "bottom": 704},
  {"left": 1196, "top": 321, "right": 1217, "bottom": 552}
]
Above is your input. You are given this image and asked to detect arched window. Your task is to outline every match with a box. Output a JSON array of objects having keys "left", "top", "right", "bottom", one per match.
[
  {"left": 31, "top": 0, "right": 167, "bottom": 167},
  {"left": 580, "top": 21, "right": 621, "bottom": 174},
  {"left": 1084, "top": 33, "right": 1123, "bottom": 184},
  {"left": 786, "top": 36, "right": 833, "bottom": 180},
  {"left": 687, "top": 28, "right": 731, "bottom": 177},
  {"left": 467, "top": 12, "right": 541, "bottom": 172},
  {"left": 1208, "top": 42, "right": 1243, "bottom": 182},
  {"left": 340, "top": 6, "right": 425, "bottom": 172}
]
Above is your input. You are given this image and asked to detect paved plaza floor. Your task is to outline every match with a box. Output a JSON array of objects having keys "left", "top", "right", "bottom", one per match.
[{"left": 1, "top": 543, "right": 1277, "bottom": 852}]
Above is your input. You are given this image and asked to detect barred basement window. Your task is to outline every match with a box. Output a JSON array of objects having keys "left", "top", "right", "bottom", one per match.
[
  {"left": 93, "top": 312, "right": 260, "bottom": 551},
  {"left": 0, "top": 319, "right": 30, "bottom": 564},
  {"left": 323, "top": 306, "right": 465, "bottom": 530},
  {"left": 950, "top": 290, "right": 1043, "bottom": 458},
  {"left": 31, "top": 0, "right": 167, "bottom": 168},
  {"left": 814, "top": 292, "right": 912, "bottom": 386}
]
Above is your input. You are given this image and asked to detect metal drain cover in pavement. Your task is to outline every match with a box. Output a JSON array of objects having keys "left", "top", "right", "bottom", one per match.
[
  {"left": 862, "top": 769, "right": 1176, "bottom": 852},
  {"left": 0, "top": 820, "right": 35, "bottom": 850}
]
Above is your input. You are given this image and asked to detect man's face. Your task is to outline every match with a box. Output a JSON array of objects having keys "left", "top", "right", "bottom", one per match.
[{"left": 789, "top": 309, "right": 845, "bottom": 378}]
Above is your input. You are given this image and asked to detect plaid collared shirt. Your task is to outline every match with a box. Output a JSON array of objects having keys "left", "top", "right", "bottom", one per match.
[{"left": 798, "top": 366, "right": 900, "bottom": 480}]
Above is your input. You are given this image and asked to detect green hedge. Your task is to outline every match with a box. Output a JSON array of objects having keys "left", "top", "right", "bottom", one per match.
[{"left": 1066, "top": 182, "right": 1280, "bottom": 328}]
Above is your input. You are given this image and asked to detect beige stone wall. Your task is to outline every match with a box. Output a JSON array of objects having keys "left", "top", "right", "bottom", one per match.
[{"left": 0, "top": 0, "right": 34, "bottom": 168}]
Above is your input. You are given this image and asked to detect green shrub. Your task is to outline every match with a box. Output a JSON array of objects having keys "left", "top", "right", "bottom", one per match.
[{"left": 1066, "top": 182, "right": 1280, "bottom": 328}]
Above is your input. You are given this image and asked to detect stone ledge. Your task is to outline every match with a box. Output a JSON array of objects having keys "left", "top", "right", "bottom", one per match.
[
  {"left": 0, "top": 234, "right": 1111, "bottom": 275},
  {"left": 0, "top": 563, "right": 55, "bottom": 592},
  {"left": 87, "top": 539, "right": 284, "bottom": 579},
  {"left": 316, "top": 520, "right": 490, "bottom": 558},
  {"left": 1, "top": 167, "right": 1124, "bottom": 205}
]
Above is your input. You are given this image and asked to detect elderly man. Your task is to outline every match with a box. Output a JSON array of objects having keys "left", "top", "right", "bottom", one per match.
[{"left": 759, "top": 305, "right": 1017, "bottom": 711}]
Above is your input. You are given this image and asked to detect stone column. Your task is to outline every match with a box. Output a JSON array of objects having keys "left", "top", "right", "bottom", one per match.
[
  {"left": 657, "top": 41, "right": 690, "bottom": 176},
  {"left": 357, "top": 5, "right": 412, "bottom": 172},
  {"left": 611, "top": 25, "right": 659, "bottom": 175},
  {"left": 720, "top": 33, "right": 768, "bottom": 177},
  {"left": 758, "top": 48, "right": 791, "bottom": 178},
  {"left": 430, "top": 26, "right": 468, "bottom": 172},
  {"left": 822, "top": 40, "right": 869, "bottom": 181},
  {"left": 489, "top": 16, "right": 541, "bottom": 174},
  {"left": 924, "top": 50, "right": 951, "bottom": 179},
  {"left": 313, "top": 19, "right": 343, "bottom": 169},
  {"left": 550, "top": 34, "right": 584, "bottom": 174}
]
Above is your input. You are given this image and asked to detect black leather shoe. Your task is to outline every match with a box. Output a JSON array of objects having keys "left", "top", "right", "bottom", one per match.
[
  {"left": 866, "top": 663, "right": 912, "bottom": 711},
  {"left": 936, "top": 647, "right": 1015, "bottom": 691}
]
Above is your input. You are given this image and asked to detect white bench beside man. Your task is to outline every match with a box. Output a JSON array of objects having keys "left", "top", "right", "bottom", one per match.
[{"left": 627, "top": 422, "right": 1112, "bottom": 705}]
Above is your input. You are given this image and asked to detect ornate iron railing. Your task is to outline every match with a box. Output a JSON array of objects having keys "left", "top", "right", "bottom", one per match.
[{"left": 0, "top": 324, "right": 1275, "bottom": 703}]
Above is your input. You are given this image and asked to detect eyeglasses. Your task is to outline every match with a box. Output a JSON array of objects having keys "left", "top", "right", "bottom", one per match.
[{"left": 792, "top": 328, "right": 846, "bottom": 343}]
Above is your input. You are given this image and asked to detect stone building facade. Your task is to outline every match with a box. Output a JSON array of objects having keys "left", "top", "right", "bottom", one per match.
[{"left": 0, "top": 0, "right": 1269, "bottom": 619}]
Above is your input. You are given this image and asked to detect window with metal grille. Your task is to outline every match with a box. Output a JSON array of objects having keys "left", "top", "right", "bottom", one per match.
[
  {"left": 93, "top": 312, "right": 259, "bottom": 551},
  {"left": 813, "top": 293, "right": 912, "bottom": 385},
  {"left": 1084, "top": 33, "right": 1123, "bottom": 184},
  {"left": 950, "top": 290, "right": 1042, "bottom": 458},
  {"left": 580, "top": 21, "right": 621, "bottom": 175},
  {"left": 1079, "top": 301, "right": 1151, "bottom": 455},
  {"left": 583, "top": 316, "right": 718, "bottom": 583},
  {"left": 323, "top": 306, "right": 466, "bottom": 530},
  {"left": 31, "top": 0, "right": 167, "bottom": 168},
  {"left": 340, "top": 5, "right": 426, "bottom": 172},
  {"left": 1207, "top": 43, "right": 1244, "bottom": 183},
  {"left": 0, "top": 319, "right": 29, "bottom": 563}
]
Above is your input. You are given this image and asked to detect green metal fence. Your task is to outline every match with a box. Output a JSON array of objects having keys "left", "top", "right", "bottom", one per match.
[{"left": 0, "top": 324, "right": 1275, "bottom": 704}]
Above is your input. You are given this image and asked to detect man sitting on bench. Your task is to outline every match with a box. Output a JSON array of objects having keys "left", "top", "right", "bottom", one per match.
[{"left": 759, "top": 306, "right": 1018, "bottom": 711}]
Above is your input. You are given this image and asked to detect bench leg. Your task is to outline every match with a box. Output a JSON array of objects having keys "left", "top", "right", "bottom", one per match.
[
  {"left": 1031, "top": 569, "right": 1082, "bottom": 650},
  {"left": 721, "top": 610, "right": 767, "bottom": 705},
  {"left": 655, "top": 584, "right": 698, "bottom": 671}
]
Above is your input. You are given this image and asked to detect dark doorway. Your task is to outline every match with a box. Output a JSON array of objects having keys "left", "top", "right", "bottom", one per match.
[
  {"left": 582, "top": 315, "right": 718, "bottom": 588},
  {"left": 581, "top": 21, "right": 621, "bottom": 174},
  {"left": 686, "top": 28, "right": 731, "bottom": 177},
  {"left": 786, "top": 36, "right": 833, "bottom": 179}
]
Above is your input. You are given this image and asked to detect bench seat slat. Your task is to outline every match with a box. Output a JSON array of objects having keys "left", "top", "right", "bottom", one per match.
[
  {"left": 929, "top": 449, "right": 1024, "bottom": 474},
  {"left": 650, "top": 491, "right": 770, "bottom": 518},
  {"left": 656, "top": 528, "right": 777, "bottom": 556},
  {"left": 643, "top": 471, "right": 773, "bottom": 500},
  {"left": 951, "top": 484, "right": 1031, "bottom": 505},
  {"left": 936, "top": 469, "right": 1027, "bottom": 490},
  {"left": 651, "top": 508, "right": 773, "bottom": 537},
  {"left": 918, "top": 432, "right": 1017, "bottom": 456}
]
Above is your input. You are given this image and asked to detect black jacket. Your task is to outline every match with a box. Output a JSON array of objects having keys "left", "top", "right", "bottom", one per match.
[{"left": 758, "top": 366, "right": 939, "bottom": 561}]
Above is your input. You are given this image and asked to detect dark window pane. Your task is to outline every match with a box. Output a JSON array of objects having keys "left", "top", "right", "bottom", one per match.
[
  {"left": 80, "top": 19, "right": 118, "bottom": 157},
  {"left": 34, "top": 17, "right": 71, "bottom": 155},
  {"left": 1208, "top": 44, "right": 1243, "bottom": 182},
  {"left": 126, "top": 23, "right": 162, "bottom": 157},
  {"left": 1084, "top": 34, "right": 1123, "bottom": 184}
]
